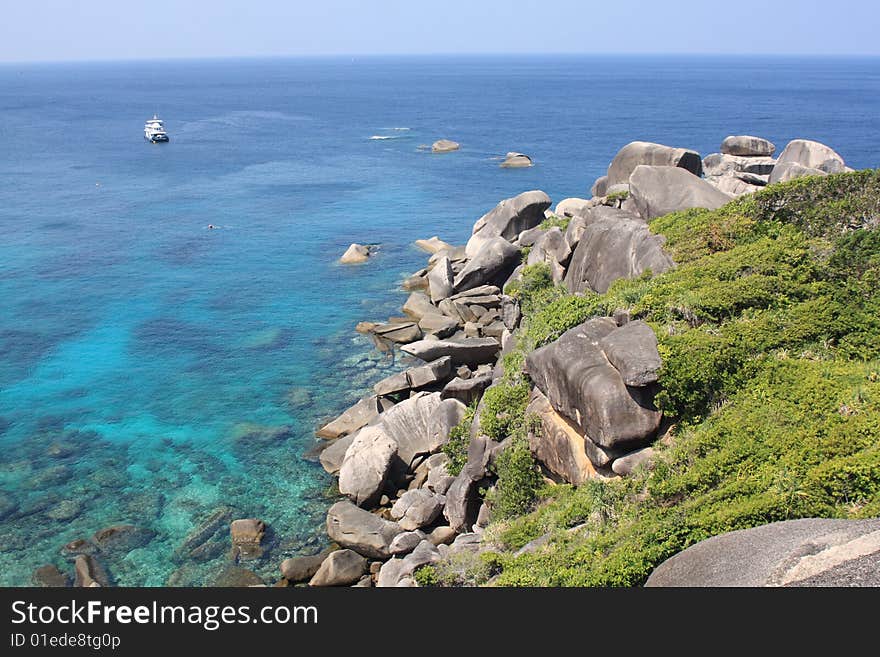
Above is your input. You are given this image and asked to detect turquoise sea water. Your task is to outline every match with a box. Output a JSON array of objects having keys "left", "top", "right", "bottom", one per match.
[{"left": 1, "top": 56, "right": 878, "bottom": 585}]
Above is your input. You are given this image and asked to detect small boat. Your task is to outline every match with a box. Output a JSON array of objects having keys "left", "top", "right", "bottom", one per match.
[{"left": 144, "top": 115, "right": 170, "bottom": 143}]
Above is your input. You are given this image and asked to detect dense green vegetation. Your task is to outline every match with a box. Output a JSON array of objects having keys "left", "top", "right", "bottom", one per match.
[{"left": 462, "top": 170, "right": 880, "bottom": 586}]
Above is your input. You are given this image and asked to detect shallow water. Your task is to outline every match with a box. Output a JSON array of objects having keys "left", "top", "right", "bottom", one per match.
[{"left": 1, "top": 55, "right": 878, "bottom": 585}]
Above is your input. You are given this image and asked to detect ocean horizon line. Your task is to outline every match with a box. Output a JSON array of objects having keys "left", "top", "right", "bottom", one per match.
[{"left": 2, "top": 51, "right": 880, "bottom": 67}]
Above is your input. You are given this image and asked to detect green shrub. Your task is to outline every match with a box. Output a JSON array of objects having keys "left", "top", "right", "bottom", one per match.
[
  {"left": 442, "top": 404, "right": 475, "bottom": 476},
  {"left": 413, "top": 565, "right": 439, "bottom": 587},
  {"left": 479, "top": 381, "right": 531, "bottom": 441},
  {"left": 487, "top": 434, "right": 543, "bottom": 520},
  {"left": 539, "top": 214, "right": 571, "bottom": 231}
]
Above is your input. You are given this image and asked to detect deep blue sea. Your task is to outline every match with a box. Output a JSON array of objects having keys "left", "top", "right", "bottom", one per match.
[{"left": 0, "top": 55, "right": 878, "bottom": 586}]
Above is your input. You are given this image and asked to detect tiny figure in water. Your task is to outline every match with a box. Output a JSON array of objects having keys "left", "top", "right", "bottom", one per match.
[{"left": 207, "top": 224, "right": 217, "bottom": 229}]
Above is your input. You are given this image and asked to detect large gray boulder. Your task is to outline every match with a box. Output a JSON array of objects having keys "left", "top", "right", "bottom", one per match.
[
  {"left": 720, "top": 135, "right": 776, "bottom": 157},
  {"left": 391, "top": 489, "right": 446, "bottom": 531},
  {"left": 526, "top": 318, "right": 662, "bottom": 449},
  {"left": 428, "top": 256, "right": 455, "bottom": 303},
  {"left": 611, "top": 446, "right": 655, "bottom": 476},
  {"left": 402, "top": 292, "right": 438, "bottom": 321},
  {"left": 316, "top": 395, "right": 392, "bottom": 439},
  {"left": 318, "top": 434, "right": 356, "bottom": 474},
  {"left": 401, "top": 337, "right": 500, "bottom": 368},
  {"left": 527, "top": 227, "right": 570, "bottom": 283},
  {"left": 338, "top": 425, "right": 398, "bottom": 507},
  {"left": 703, "top": 153, "right": 776, "bottom": 177},
  {"left": 564, "top": 210, "right": 674, "bottom": 294},
  {"left": 373, "top": 357, "right": 453, "bottom": 397},
  {"left": 768, "top": 161, "right": 828, "bottom": 185},
  {"left": 599, "top": 320, "right": 661, "bottom": 386},
  {"left": 465, "top": 191, "right": 551, "bottom": 257},
  {"left": 443, "top": 469, "right": 482, "bottom": 533},
  {"left": 606, "top": 141, "right": 703, "bottom": 187},
  {"left": 378, "top": 392, "right": 458, "bottom": 466},
  {"left": 326, "top": 501, "right": 402, "bottom": 559},
  {"left": 646, "top": 518, "right": 880, "bottom": 587},
  {"left": 775, "top": 139, "right": 846, "bottom": 174},
  {"left": 556, "top": 197, "right": 592, "bottom": 218},
  {"left": 629, "top": 165, "right": 732, "bottom": 221},
  {"left": 526, "top": 388, "right": 595, "bottom": 485},
  {"left": 432, "top": 139, "right": 460, "bottom": 153},
  {"left": 454, "top": 237, "right": 522, "bottom": 292},
  {"left": 309, "top": 549, "right": 367, "bottom": 587}
]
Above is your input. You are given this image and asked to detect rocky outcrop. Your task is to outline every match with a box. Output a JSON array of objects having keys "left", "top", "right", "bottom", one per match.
[
  {"left": 318, "top": 433, "right": 355, "bottom": 474},
  {"left": 610, "top": 446, "right": 655, "bottom": 476},
  {"left": 326, "top": 500, "right": 402, "bottom": 560},
  {"left": 428, "top": 255, "right": 455, "bottom": 303},
  {"left": 455, "top": 237, "right": 522, "bottom": 292},
  {"left": 373, "top": 357, "right": 453, "bottom": 397},
  {"left": 415, "top": 236, "right": 454, "bottom": 254},
  {"left": 316, "top": 395, "right": 393, "bottom": 440},
  {"left": 379, "top": 392, "right": 447, "bottom": 468},
  {"left": 401, "top": 337, "right": 500, "bottom": 368},
  {"left": 720, "top": 135, "right": 776, "bottom": 157},
  {"left": 605, "top": 141, "right": 703, "bottom": 187},
  {"left": 526, "top": 388, "right": 596, "bottom": 485},
  {"left": 377, "top": 540, "right": 441, "bottom": 587},
  {"left": 500, "top": 152, "right": 533, "bottom": 168},
  {"left": 775, "top": 139, "right": 846, "bottom": 174},
  {"left": 432, "top": 139, "right": 460, "bottom": 153},
  {"left": 564, "top": 209, "right": 673, "bottom": 294},
  {"left": 526, "top": 318, "right": 662, "bottom": 450},
  {"left": 309, "top": 549, "right": 367, "bottom": 586},
  {"left": 280, "top": 550, "right": 331, "bottom": 583},
  {"left": 768, "top": 161, "right": 828, "bottom": 185},
  {"left": 339, "top": 243, "right": 372, "bottom": 264},
  {"left": 599, "top": 320, "right": 661, "bottom": 386},
  {"left": 338, "top": 425, "right": 398, "bottom": 506},
  {"left": 629, "top": 165, "right": 732, "bottom": 220},
  {"left": 465, "top": 190, "right": 551, "bottom": 257},
  {"left": 646, "top": 519, "right": 880, "bottom": 587}
]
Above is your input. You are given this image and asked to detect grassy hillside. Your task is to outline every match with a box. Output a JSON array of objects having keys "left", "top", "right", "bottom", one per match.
[{"left": 442, "top": 170, "right": 880, "bottom": 586}]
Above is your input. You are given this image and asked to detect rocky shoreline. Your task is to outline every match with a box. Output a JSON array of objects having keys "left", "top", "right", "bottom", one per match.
[{"left": 284, "top": 135, "right": 855, "bottom": 587}]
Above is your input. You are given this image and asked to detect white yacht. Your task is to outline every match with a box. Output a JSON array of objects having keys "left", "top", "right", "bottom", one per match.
[{"left": 144, "top": 115, "right": 169, "bottom": 143}]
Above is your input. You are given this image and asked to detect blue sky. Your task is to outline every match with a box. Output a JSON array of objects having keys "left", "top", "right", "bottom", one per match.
[{"left": 1, "top": 0, "right": 878, "bottom": 62}]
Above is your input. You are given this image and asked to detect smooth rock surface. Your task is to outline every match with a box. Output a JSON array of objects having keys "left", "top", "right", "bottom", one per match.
[
  {"left": 720, "top": 135, "right": 776, "bottom": 157},
  {"left": 611, "top": 446, "right": 655, "bottom": 476},
  {"left": 465, "top": 190, "right": 551, "bottom": 257},
  {"left": 316, "top": 395, "right": 390, "bottom": 440},
  {"left": 646, "top": 519, "right": 880, "bottom": 587},
  {"left": 309, "top": 549, "right": 367, "bottom": 587},
  {"left": 428, "top": 255, "right": 455, "bottom": 303},
  {"left": 455, "top": 237, "right": 522, "bottom": 292},
  {"left": 500, "top": 152, "right": 533, "bottom": 168},
  {"left": 432, "top": 139, "right": 460, "bottom": 153},
  {"left": 391, "top": 489, "right": 446, "bottom": 531},
  {"left": 526, "top": 388, "right": 596, "bottom": 485},
  {"left": 606, "top": 141, "right": 703, "bottom": 187},
  {"left": 338, "top": 425, "right": 398, "bottom": 506},
  {"left": 326, "top": 501, "right": 402, "bottom": 560},
  {"left": 599, "top": 320, "right": 662, "bottom": 386},
  {"left": 775, "top": 139, "right": 846, "bottom": 174},
  {"left": 401, "top": 337, "right": 500, "bottom": 368},
  {"left": 339, "top": 243, "right": 371, "bottom": 264},
  {"left": 629, "top": 165, "right": 732, "bottom": 221},
  {"left": 318, "top": 433, "right": 356, "bottom": 474}
]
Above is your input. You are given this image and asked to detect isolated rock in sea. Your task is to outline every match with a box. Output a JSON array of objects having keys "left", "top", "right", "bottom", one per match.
[
  {"left": 339, "top": 243, "right": 372, "bottom": 264},
  {"left": 33, "top": 564, "right": 70, "bottom": 587},
  {"left": 500, "top": 152, "right": 533, "bottom": 168},
  {"left": 606, "top": 141, "right": 703, "bottom": 187},
  {"left": 720, "top": 135, "right": 776, "bottom": 157},
  {"left": 775, "top": 139, "right": 846, "bottom": 174},
  {"left": 629, "top": 165, "right": 732, "bottom": 220},
  {"left": 391, "top": 489, "right": 446, "bottom": 531},
  {"left": 415, "top": 236, "right": 454, "bottom": 254},
  {"left": 318, "top": 433, "right": 356, "bottom": 474},
  {"left": 526, "top": 388, "right": 596, "bottom": 485},
  {"left": 316, "top": 395, "right": 392, "bottom": 440},
  {"left": 428, "top": 255, "right": 455, "bottom": 303},
  {"left": 455, "top": 237, "right": 522, "bottom": 292},
  {"left": 564, "top": 209, "right": 673, "bottom": 294},
  {"left": 326, "top": 500, "right": 402, "bottom": 560},
  {"left": 768, "top": 161, "right": 829, "bottom": 185},
  {"left": 338, "top": 425, "right": 398, "bottom": 507},
  {"left": 230, "top": 518, "right": 266, "bottom": 560},
  {"left": 646, "top": 518, "right": 880, "bottom": 587},
  {"left": 432, "top": 139, "right": 460, "bottom": 153},
  {"left": 465, "top": 190, "right": 552, "bottom": 257},
  {"left": 599, "top": 320, "right": 662, "bottom": 386},
  {"left": 309, "top": 549, "right": 367, "bottom": 587},
  {"left": 526, "top": 317, "right": 662, "bottom": 449},
  {"left": 401, "top": 337, "right": 500, "bottom": 368}
]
